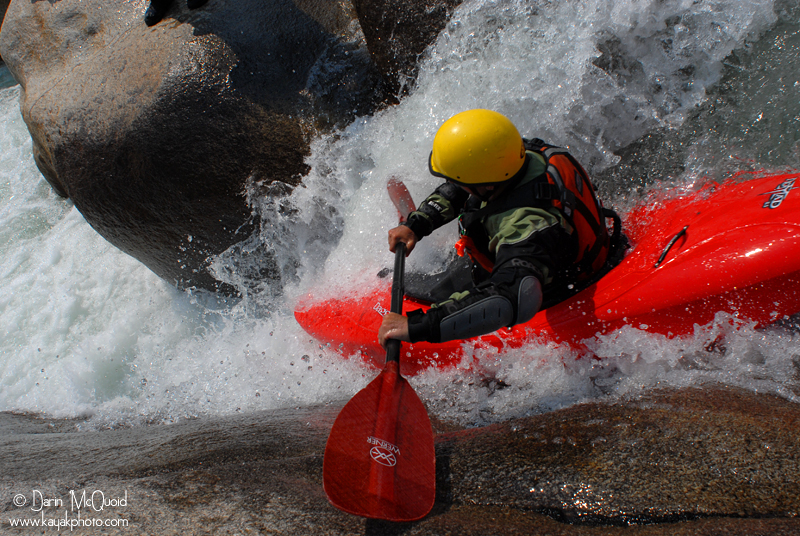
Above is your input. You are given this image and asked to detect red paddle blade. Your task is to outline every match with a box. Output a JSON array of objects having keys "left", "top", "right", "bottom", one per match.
[
  {"left": 323, "top": 361, "right": 436, "bottom": 521},
  {"left": 387, "top": 176, "right": 416, "bottom": 223}
]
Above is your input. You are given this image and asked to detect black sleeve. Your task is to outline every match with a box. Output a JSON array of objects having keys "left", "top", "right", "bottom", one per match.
[{"left": 403, "top": 182, "right": 469, "bottom": 239}]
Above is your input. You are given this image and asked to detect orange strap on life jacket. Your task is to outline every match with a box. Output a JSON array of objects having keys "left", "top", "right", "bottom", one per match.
[{"left": 454, "top": 235, "right": 495, "bottom": 274}]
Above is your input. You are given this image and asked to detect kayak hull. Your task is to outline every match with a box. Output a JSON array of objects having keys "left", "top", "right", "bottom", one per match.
[{"left": 295, "top": 172, "right": 800, "bottom": 376}]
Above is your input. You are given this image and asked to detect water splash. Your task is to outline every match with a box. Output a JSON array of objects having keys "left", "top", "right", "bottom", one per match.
[{"left": 1, "top": 0, "right": 798, "bottom": 428}]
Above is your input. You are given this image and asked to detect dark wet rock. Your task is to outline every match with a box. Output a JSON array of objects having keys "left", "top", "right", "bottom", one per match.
[
  {"left": 0, "top": 0, "right": 7, "bottom": 63},
  {"left": 1, "top": 387, "right": 799, "bottom": 534},
  {"left": 439, "top": 386, "right": 800, "bottom": 525},
  {"left": 0, "top": 0, "right": 389, "bottom": 293},
  {"left": 353, "top": 0, "right": 463, "bottom": 95}
]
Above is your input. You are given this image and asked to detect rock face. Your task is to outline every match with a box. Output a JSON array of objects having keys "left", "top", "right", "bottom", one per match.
[
  {"left": 0, "top": 0, "right": 8, "bottom": 62},
  {"left": 1, "top": 387, "right": 799, "bottom": 534},
  {"left": 353, "top": 0, "right": 463, "bottom": 94},
  {"left": 0, "top": 0, "right": 389, "bottom": 293}
]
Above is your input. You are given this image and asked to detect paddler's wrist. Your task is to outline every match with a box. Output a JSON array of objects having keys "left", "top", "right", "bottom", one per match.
[
  {"left": 407, "top": 308, "right": 435, "bottom": 343},
  {"left": 403, "top": 213, "right": 431, "bottom": 240}
]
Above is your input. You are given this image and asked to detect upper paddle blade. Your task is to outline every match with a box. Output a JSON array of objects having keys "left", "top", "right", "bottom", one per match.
[
  {"left": 387, "top": 176, "right": 416, "bottom": 223},
  {"left": 323, "top": 361, "right": 436, "bottom": 521}
]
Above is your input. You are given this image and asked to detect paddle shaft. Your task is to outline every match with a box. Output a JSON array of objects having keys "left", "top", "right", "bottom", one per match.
[{"left": 385, "top": 242, "right": 406, "bottom": 364}]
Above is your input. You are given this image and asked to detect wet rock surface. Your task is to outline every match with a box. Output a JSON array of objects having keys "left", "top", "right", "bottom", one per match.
[
  {"left": 1, "top": 387, "right": 798, "bottom": 534},
  {"left": 353, "top": 0, "right": 463, "bottom": 94},
  {"left": 438, "top": 386, "right": 800, "bottom": 524},
  {"left": 0, "top": 0, "right": 8, "bottom": 62}
]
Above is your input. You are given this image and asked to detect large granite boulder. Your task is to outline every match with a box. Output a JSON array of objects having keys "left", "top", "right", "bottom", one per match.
[{"left": 0, "top": 0, "right": 390, "bottom": 293}]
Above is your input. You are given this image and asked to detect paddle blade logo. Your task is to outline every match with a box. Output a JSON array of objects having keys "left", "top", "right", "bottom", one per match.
[
  {"left": 368, "top": 436, "right": 399, "bottom": 467},
  {"left": 760, "top": 177, "right": 798, "bottom": 209},
  {"left": 370, "top": 446, "right": 397, "bottom": 466}
]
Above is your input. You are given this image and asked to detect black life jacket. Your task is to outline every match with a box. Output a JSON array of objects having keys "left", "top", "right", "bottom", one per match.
[{"left": 456, "top": 138, "right": 620, "bottom": 283}]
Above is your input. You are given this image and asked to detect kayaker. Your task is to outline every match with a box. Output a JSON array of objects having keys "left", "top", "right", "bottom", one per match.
[{"left": 379, "top": 109, "right": 616, "bottom": 347}]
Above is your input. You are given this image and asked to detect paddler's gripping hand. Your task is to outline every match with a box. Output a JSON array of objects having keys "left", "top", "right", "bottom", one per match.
[
  {"left": 388, "top": 225, "right": 417, "bottom": 256},
  {"left": 379, "top": 312, "right": 411, "bottom": 348}
]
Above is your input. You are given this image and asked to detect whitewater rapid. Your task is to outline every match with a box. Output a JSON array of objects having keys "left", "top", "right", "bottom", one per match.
[{"left": 1, "top": 0, "right": 799, "bottom": 429}]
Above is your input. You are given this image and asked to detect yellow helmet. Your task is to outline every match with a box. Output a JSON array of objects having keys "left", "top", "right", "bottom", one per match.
[{"left": 429, "top": 109, "right": 526, "bottom": 186}]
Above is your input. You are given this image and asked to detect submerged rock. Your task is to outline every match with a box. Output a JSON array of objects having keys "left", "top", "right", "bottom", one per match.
[
  {"left": 1, "top": 387, "right": 798, "bottom": 534},
  {"left": 0, "top": 0, "right": 389, "bottom": 293}
]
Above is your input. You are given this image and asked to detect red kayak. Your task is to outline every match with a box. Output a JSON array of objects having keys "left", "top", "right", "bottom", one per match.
[{"left": 295, "top": 171, "right": 800, "bottom": 376}]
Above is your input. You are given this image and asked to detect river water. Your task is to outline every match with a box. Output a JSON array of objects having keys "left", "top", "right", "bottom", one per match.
[{"left": 1, "top": 0, "right": 799, "bottom": 431}]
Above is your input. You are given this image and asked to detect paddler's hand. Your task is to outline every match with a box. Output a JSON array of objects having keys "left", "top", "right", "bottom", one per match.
[
  {"left": 379, "top": 312, "right": 410, "bottom": 348},
  {"left": 388, "top": 225, "right": 417, "bottom": 256}
]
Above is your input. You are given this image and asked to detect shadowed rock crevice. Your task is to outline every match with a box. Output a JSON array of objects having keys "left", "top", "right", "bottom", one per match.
[
  {"left": 0, "top": 0, "right": 8, "bottom": 63},
  {"left": 353, "top": 0, "right": 464, "bottom": 95}
]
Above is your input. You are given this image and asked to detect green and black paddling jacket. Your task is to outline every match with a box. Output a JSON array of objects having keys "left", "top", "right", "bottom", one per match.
[{"left": 402, "top": 139, "right": 619, "bottom": 344}]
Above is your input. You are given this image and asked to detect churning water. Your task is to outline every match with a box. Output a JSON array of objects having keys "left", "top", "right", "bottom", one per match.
[{"left": 1, "top": 0, "right": 799, "bottom": 429}]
